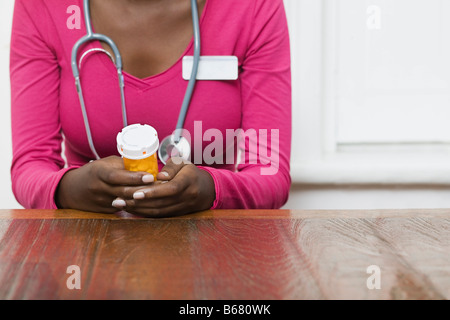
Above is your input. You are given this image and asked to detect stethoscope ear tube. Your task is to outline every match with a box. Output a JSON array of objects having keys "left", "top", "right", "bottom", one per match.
[
  {"left": 72, "top": 0, "right": 128, "bottom": 160},
  {"left": 158, "top": 0, "right": 201, "bottom": 165},
  {"left": 174, "top": 0, "right": 201, "bottom": 143},
  {"left": 74, "top": 76, "right": 100, "bottom": 160}
]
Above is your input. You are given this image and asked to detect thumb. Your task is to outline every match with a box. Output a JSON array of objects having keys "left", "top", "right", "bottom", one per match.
[{"left": 157, "top": 157, "right": 190, "bottom": 181}]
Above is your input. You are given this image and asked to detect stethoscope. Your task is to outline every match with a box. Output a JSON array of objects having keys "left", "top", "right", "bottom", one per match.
[{"left": 71, "top": 0, "right": 201, "bottom": 164}]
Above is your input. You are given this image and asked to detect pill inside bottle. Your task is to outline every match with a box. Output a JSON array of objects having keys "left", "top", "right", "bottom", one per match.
[{"left": 117, "top": 124, "right": 160, "bottom": 179}]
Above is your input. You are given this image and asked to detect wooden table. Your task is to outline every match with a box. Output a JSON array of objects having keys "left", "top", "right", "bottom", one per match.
[{"left": 0, "top": 208, "right": 449, "bottom": 300}]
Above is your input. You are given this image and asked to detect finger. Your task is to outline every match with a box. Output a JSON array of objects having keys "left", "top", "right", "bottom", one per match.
[
  {"left": 110, "top": 180, "right": 167, "bottom": 200},
  {"left": 84, "top": 192, "right": 122, "bottom": 214},
  {"left": 131, "top": 176, "right": 189, "bottom": 200},
  {"left": 88, "top": 156, "right": 122, "bottom": 169},
  {"left": 97, "top": 166, "right": 154, "bottom": 186},
  {"left": 125, "top": 201, "right": 195, "bottom": 218},
  {"left": 157, "top": 157, "right": 187, "bottom": 181},
  {"left": 123, "top": 195, "right": 183, "bottom": 210},
  {"left": 112, "top": 197, "right": 127, "bottom": 209}
]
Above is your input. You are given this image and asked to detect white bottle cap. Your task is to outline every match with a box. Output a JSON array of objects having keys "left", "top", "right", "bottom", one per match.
[{"left": 117, "top": 124, "right": 159, "bottom": 160}]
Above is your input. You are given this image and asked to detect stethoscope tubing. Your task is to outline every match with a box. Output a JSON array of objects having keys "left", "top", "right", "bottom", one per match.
[
  {"left": 72, "top": 0, "right": 200, "bottom": 160},
  {"left": 175, "top": 0, "right": 201, "bottom": 143}
]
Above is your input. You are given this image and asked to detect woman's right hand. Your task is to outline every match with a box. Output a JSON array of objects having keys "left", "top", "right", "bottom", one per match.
[{"left": 55, "top": 156, "right": 154, "bottom": 213}]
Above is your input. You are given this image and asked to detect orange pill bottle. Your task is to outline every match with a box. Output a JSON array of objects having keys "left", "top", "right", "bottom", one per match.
[{"left": 117, "top": 124, "right": 160, "bottom": 179}]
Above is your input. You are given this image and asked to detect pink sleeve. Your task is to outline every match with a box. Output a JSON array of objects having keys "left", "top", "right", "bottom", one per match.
[
  {"left": 10, "top": 0, "right": 78, "bottom": 209},
  {"left": 199, "top": 0, "right": 292, "bottom": 209}
]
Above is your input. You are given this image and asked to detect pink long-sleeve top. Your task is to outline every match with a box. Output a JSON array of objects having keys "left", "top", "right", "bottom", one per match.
[{"left": 10, "top": 0, "right": 292, "bottom": 210}]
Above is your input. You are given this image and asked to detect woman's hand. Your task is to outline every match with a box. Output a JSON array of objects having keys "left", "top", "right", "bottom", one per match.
[
  {"left": 55, "top": 156, "right": 154, "bottom": 213},
  {"left": 120, "top": 157, "right": 216, "bottom": 218}
]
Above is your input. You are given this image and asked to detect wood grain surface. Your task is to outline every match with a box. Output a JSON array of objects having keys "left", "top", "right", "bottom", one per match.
[{"left": 0, "top": 208, "right": 449, "bottom": 300}]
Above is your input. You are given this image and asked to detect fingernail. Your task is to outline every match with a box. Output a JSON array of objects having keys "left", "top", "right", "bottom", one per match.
[
  {"left": 112, "top": 199, "right": 126, "bottom": 208},
  {"left": 133, "top": 192, "right": 145, "bottom": 200},
  {"left": 142, "top": 175, "right": 154, "bottom": 183},
  {"left": 160, "top": 172, "right": 169, "bottom": 177}
]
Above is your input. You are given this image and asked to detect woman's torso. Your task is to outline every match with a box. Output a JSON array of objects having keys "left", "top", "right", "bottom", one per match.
[{"left": 51, "top": 0, "right": 252, "bottom": 169}]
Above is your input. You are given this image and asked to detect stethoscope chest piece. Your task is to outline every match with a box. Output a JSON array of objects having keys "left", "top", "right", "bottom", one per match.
[{"left": 158, "top": 135, "right": 191, "bottom": 165}]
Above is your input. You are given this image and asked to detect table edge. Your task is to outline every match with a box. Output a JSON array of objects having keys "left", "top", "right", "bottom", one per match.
[{"left": 0, "top": 208, "right": 449, "bottom": 220}]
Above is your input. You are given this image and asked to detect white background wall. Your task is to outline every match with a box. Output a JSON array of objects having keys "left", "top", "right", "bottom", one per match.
[
  {"left": 0, "top": 0, "right": 18, "bottom": 209},
  {"left": 282, "top": 0, "right": 450, "bottom": 210},
  {"left": 1, "top": 0, "right": 450, "bottom": 210}
]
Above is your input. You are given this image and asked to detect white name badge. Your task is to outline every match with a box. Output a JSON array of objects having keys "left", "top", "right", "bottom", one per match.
[{"left": 182, "top": 56, "right": 238, "bottom": 80}]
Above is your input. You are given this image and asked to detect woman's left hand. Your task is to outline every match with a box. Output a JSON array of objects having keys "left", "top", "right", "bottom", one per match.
[{"left": 116, "top": 158, "right": 216, "bottom": 217}]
